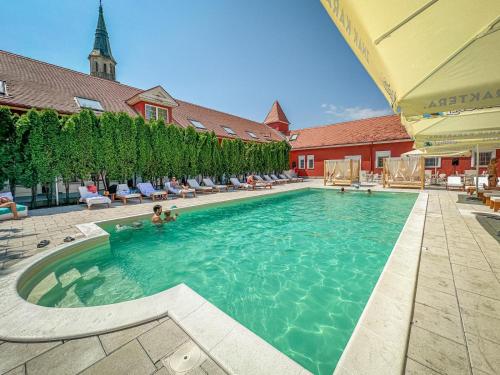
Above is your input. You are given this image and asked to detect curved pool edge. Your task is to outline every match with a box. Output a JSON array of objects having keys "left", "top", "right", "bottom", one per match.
[{"left": 333, "top": 192, "right": 428, "bottom": 375}]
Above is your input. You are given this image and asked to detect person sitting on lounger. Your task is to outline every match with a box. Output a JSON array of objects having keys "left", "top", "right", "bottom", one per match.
[
  {"left": 152, "top": 204, "right": 164, "bottom": 224},
  {"left": 247, "top": 175, "right": 256, "bottom": 186},
  {"left": 0, "top": 196, "right": 19, "bottom": 220},
  {"left": 171, "top": 177, "right": 196, "bottom": 196}
]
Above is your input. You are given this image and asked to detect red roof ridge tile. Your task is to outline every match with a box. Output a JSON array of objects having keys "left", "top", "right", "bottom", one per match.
[
  {"left": 290, "top": 114, "right": 399, "bottom": 133},
  {"left": 0, "top": 49, "right": 141, "bottom": 92}
]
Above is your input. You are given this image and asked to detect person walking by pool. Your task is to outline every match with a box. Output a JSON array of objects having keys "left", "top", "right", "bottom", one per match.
[
  {"left": 152, "top": 204, "right": 164, "bottom": 224},
  {"left": 0, "top": 195, "right": 20, "bottom": 219}
]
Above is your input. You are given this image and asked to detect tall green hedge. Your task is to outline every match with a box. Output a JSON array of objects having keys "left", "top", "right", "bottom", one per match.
[{"left": 0, "top": 107, "right": 291, "bottom": 206}]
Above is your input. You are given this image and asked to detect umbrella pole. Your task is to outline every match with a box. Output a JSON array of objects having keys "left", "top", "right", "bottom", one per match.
[{"left": 475, "top": 144, "right": 480, "bottom": 197}]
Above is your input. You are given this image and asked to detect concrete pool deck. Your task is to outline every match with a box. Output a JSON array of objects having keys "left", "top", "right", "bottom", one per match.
[{"left": 0, "top": 180, "right": 499, "bottom": 374}]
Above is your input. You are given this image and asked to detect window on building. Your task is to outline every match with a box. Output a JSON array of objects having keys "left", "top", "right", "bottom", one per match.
[
  {"left": 375, "top": 151, "right": 391, "bottom": 168},
  {"left": 424, "top": 157, "right": 441, "bottom": 168},
  {"left": 472, "top": 150, "right": 495, "bottom": 167},
  {"left": 104, "top": 63, "right": 107, "bottom": 73},
  {"left": 95, "top": 62, "right": 99, "bottom": 72},
  {"left": 189, "top": 119, "right": 206, "bottom": 130},
  {"left": 298, "top": 155, "right": 306, "bottom": 169},
  {"left": 307, "top": 155, "right": 315, "bottom": 169},
  {"left": 289, "top": 134, "right": 298, "bottom": 141},
  {"left": 75, "top": 97, "right": 104, "bottom": 111},
  {"left": 145, "top": 104, "right": 169, "bottom": 122},
  {"left": 222, "top": 126, "right": 236, "bottom": 135},
  {"left": 0, "top": 81, "right": 5, "bottom": 95},
  {"left": 246, "top": 131, "right": 258, "bottom": 139}
]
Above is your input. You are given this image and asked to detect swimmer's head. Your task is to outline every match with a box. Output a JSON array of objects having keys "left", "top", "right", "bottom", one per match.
[{"left": 153, "top": 205, "right": 162, "bottom": 215}]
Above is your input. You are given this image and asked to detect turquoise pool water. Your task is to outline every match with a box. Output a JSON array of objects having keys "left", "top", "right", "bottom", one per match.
[{"left": 21, "top": 189, "right": 416, "bottom": 375}]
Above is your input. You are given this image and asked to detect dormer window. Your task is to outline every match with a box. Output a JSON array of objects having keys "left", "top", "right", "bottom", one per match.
[
  {"left": 246, "top": 131, "right": 258, "bottom": 139},
  {"left": 75, "top": 97, "right": 104, "bottom": 111},
  {"left": 145, "top": 104, "right": 169, "bottom": 122},
  {"left": 0, "top": 81, "right": 5, "bottom": 95},
  {"left": 289, "top": 134, "right": 298, "bottom": 141},
  {"left": 189, "top": 119, "right": 206, "bottom": 130},
  {"left": 222, "top": 126, "right": 236, "bottom": 135}
]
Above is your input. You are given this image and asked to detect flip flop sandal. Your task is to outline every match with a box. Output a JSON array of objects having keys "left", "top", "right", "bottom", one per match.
[
  {"left": 37, "top": 240, "right": 50, "bottom": 248},
  {"left": 63, "top": 236, "right": 75, "bottom": 243}
]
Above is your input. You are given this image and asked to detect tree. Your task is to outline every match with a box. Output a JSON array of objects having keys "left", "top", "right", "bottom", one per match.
[
  {"left": 183, "top": 126, "right": 199, "bottom": 178},
  {"left": 135, "top": 117, "right": 153, "bottom": 181},
  {"left": 115, "top": 112, "right": 137, "bottom": 182},
  {"left": 58, "top": 117, "right": 80, "bottom": 204},
  {"left": 98, "top": 112, "right": 118, "bottom": 187},
  {"left": 0, "top": 107, "right": 21, "bottom": 196},
  {"left": 72, "top": 110, "right": 98, "bottom": 184}
]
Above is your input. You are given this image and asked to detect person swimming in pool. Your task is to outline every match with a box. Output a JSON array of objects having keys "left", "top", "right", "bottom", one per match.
[
  {"left": 152, "top": 204, "right": 164, "bottom": 224},
  {"left": 339, "top": 187, "right": 345, "bottom": 193},
  {"left": 367, "top": 189, "right": 372, "bottom": 194},
  {"left": 164, "top": 209, "right": 179, "bottom": 222}
]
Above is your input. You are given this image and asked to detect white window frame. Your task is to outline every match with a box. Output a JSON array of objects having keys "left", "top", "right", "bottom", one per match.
[
  {"left": 472, "top": 150, "right": 495, "bottom": 167},
  {"left": 247, "top": 131, "right": 258, "bottom": 139},
  {"left": 189, "top": 119, "right": 206, "bottom": 130},
  {"left": 0, "top": 81, "right": 6, "bottom": 95},
  {"left": 222, "top": 126, "right": 236, "bottom": 135},
  {"left": 306, "top": 155, "right": 315, "bottom": 170},
  {"left": 145, "top": 104, "right": 170, "bottom": 122},
  {"left": 375, "top": 151, "right": 391, "bottom": 168},
  {"left": 298, "top": 155, "right": 306, "bottom": 169},
  {"left": 424, "top": 157, "right": 441, "bottom": 168},
  {"left": 289, "top": 134, "right": 298, "bottom": 141},
  {"left": 74, "top": 97, "right": 104, "bottom": 111}
]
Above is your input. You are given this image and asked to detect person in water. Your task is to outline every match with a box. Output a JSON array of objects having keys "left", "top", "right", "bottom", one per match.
[
  {"left": 164, "top": 209, "right": 179, "bottom": 222},
  {"left": 152, "top": 204, "right": 164, "bottom": 224},
  {"left": 339, "top": 187, "right": 345, "bottom": 193},
  {"left": 115, "top": 221, "right": 143, "bottom": 232},
  {"left": 367, "top": 189, "right": 372, "bottom": 194}
]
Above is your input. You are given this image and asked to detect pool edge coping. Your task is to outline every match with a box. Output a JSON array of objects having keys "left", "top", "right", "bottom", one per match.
[{"left": 332, "top": 191, "right": 428, "bottom": 375}]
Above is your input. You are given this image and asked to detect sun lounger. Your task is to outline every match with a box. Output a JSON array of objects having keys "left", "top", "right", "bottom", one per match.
[
  {"left": 78, "top": 187, "right": 111, "bottom": 209},
  {"left": 280, "top": 173, "right": 298, "bottom": 183},
  {"left": 264, "top": 174, "right": 284, "bottom": 184},
  {"left": 255, "top": 175, "right": 275, "bottom": 185},
  {"left": 483, "top": 191, "right": 500, "bottom": 205},
  {"left": 187, "top": 179, "right": 214, "bottom": 193},
  {"left": 115, "top": 184, "right": 143, "bottom": 204},
  {"left": 203, "top": 178, "right": 229, "bottom": 192},
  {"left": 490, "top": 196, "right": 500, "bottom": 212},
  {"left": 137, "top": 182, "right": 167, "bottom": 201},
  {"left": 165, "top": 182, "right": 196, "bottom": 198},
  {"left": 446, "top": 176, "right": 464, "bottom": 190},
  {"left": 465, "top": 177, "right": 488, "bottom": 194},
  {"left": 0, "top": 192, "right": 28, "bottom": 220},
  {"left": 287, "top": 171, "right": 305, "bottom": 182},
  {"left": 285, "top": 171, "right": 304, "bottom": 182},
  {"left": 230, "top": 178, "right": 254, "bottom": 190},
  {"left": 271, "top": 174, "right": 289, "bottom": 183}
]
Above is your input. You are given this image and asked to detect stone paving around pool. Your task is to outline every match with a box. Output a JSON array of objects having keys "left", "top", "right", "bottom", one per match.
[
  {"left": 0, "top": 316, "right": 226, "bottom": 375},
  {"left": 1, "top": 180, "right": 500, "bottom": 375},
  {"left": 405, "top": 190, "right": 500, "bottom": 375}
]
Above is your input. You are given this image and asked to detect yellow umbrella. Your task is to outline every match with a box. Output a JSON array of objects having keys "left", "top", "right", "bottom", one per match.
[{"left": 321, "top": 0, "right": 500, "bottom": 117}]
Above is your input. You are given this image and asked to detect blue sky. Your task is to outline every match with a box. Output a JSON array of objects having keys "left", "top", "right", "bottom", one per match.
[{"left": 0, "top": 0, "right": 391, "bottom": 129}]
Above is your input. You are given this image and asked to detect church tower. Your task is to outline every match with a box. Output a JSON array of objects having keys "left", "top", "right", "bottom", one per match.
[{"left": 89, "top": 1, "right": 116, "bottom": 81}]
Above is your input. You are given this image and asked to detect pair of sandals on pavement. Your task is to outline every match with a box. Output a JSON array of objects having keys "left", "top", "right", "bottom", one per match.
[{"left": 36, "top": 236, "right": 75, "bottom": 248}]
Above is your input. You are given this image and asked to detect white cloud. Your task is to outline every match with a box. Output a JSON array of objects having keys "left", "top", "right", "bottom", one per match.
[{"left": 322, "top": 104, "right": 392, "bottom": 121}]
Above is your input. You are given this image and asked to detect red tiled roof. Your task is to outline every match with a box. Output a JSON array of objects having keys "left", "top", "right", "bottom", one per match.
[
  {"left": 289, "top": 115, "right": 411, "bottom": 149},
  {"left": 264, "top": 100, "right": 289, "bottom": 124},
  {"left": 0, "top": 50, "right": 283, "bottom": 142}
]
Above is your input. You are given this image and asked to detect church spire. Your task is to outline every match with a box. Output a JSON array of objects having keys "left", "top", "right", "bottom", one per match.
[{"left": 89, "top": 0, "right": 117, "bottom": 81}]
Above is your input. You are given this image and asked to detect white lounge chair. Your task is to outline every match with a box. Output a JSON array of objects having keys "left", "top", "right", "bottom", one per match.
[
  {"left": 203, "top": 178, "right": 228, "bottom": 192},
  {"left": 271, "top": 174, "right": 289, "bottom": 183},
  {"left": 230, "top": 178, "right": 254, "bottom": 190},
  {"left": 187, "top": 179, "right": 214, "bottom": 193},
  {"left": 264, "top": 174, "right": 284, "bottom": 184},
  {"left": 287, "top": 171, "right": 305, "bottom": 182},
  {"left": 115, "top": 184, "right": 143, "bottom": 205},
  {"left": 137, "top": 182, "right": 167, "bottom": 201},
  {"left": 0, "top": 192, "right": 28, "bottom": 220},
  {"left": 165, "top": 182, "right": 196, "bottom": 198},
  {"left": 490, "top": 196, "right": 500, "bottom": 212},
  {"left": 255, "top": 175, "right": 275, "bottom": 186},
  {"left": 446, "top": 176, "right": 464, "bottom": 190},
  {"left": 78, "top": 187, "right": 111, "bottom": 209},
  {"left": 280, "top": 173, "right": 298, "bottom": 183}
]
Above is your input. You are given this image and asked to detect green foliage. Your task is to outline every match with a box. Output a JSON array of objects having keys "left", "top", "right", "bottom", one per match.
[{"left": 6, "top": 108, "right": 291, "bottom": 206}]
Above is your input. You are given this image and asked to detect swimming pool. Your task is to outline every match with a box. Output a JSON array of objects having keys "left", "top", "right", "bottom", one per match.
[{"left": 20, "top": 189, "right": 417, "bottom": 375}]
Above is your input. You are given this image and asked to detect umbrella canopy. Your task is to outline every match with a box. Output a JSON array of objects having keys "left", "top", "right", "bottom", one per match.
[
  {"left": 401, "top": 107, "right": 500, "bottom": 148},
  {"left": 321, "top": 0, "right": 500, "bottom": 117}
]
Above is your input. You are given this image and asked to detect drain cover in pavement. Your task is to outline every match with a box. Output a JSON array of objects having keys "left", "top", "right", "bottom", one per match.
[{"left": 168, "top": 341, "right": 202, "bottom": 373}]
